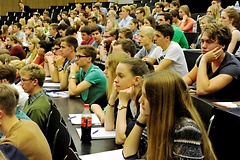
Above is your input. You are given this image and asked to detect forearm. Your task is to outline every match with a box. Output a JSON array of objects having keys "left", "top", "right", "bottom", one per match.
[
  {"left": 196, "top": 59, "right": 210, "bottom": 94},
  {"left": 115, "top": 107, "right": 127, "bottom": 145},
  {"left": 51, "top": 67, "right": 60, "bottom": 82},
  {"left": 47, "top": 60, "right": 55, "bottom": 77},
  {"left": 59, "top": 71, "right": 68, "bottom": 90},
  {"left": 123, "top": 123, "right": 144, "bottom": 158},
  {"left": 68, "top": 72, "right": 77, "bottom": 95},
  {"left": 182, "top": 75, "right": 193, "bottom": 86},
  {"left": 44, "top": 62, "right": 50, "bottom": 77},
  {"left": 104, "top": 104, "right": 115, "bottom": 131}
]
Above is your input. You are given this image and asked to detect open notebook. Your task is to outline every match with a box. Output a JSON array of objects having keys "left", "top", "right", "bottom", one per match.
[
  {"left": 69, "top": 114, "right": 101, "bottom": 125},
  {"left": 76, "top": 127, "right": 115, "bottom": 139},
  {"left": 79, "top": 149, "right": 124, "bottom": 160}
]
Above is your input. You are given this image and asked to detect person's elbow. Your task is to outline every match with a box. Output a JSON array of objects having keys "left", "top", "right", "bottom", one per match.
[
  {"left": 115, "top": 135, "right": 126, "bottom": 145},
  {"left": 122, "top": 148, "right": 136, "bottom": 159},
  {"left": 104, "top": 124, "right": 114, "bottom": 131},
  {"left": 115, "top": 137, "right": 125, "bottom": 145},
  {"left": 196, "top": 88, "right": 211, "bottom": 95},
  {"left": 69, "top": 89, "right": 78, "bottom": 96}
]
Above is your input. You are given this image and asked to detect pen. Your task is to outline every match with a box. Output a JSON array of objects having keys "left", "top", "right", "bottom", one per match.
[
  {"left": 93, "top": 130, "right": 99, "bottom": 134},
  {"left": 69, "top": 116, "right": 76, "bottom": 120}
]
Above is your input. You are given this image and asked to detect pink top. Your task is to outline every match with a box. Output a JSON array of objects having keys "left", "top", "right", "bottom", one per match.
[{"left": 179, "top": 18, "right": 195, "bottom": 32}]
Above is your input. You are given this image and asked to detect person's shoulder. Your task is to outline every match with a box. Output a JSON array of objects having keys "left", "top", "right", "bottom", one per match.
[
  {"left": 168, "top": 41, "right": 182, "bottom": 50},
  {"left": 172, "top": 25, "right": 184, "bottom": 33},
  {"left": 0, "top": 144, "right": 28, "bottom": 160},
  {"left": 90, "top": 65, "right": 105, "bottom": 74},
  {"left": 175, "top": 117, "right": 200, "bottom": 133}
]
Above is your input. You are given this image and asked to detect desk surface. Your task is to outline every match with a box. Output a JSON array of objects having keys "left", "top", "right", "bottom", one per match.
[
  {"left": 51, "top": 97, "right": 122, "bottom": 156},
  {"left": 190, "top": 93, "right": 240, "bottom": 117}
]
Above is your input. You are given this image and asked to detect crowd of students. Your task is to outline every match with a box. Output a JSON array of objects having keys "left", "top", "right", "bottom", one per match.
[{"left": 0, "top": 0, "right": 240, "bottom": 159}]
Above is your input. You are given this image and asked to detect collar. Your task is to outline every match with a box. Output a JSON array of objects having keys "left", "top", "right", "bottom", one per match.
[
  {"left": 28, "top": 90, "right": 45, "bottom": 105},
  {"left": 80, "top": 64, "right": 94, "bottom": 77}
]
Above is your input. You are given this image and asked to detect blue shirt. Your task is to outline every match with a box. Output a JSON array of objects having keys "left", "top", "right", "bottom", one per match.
[{"left": 118, "top": 15, "right": 133, "bottom": 28}]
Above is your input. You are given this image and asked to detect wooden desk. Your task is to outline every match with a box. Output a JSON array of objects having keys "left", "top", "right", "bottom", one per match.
[{"left": 51, "top": 97, "right": 122, "bottom": 156}]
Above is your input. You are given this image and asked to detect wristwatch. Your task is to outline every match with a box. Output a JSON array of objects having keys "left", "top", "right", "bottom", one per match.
[
  {"left": 117, "top": 103, "right": 127, "bottom": 110},
  {"left": 69, "top": 75, "right": 76, "bottom": 79},
  {"left": 57, "top": 67, "right": 64, "bottom": 72}
]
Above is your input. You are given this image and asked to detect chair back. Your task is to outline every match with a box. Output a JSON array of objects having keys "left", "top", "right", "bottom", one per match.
[
  {"left": 184, "top": 32, "right": 199, "bottom": 47},
  {"left": 208, "top": 107, "right": 240, "bottom": 160},
  {"left": 65, "top": 147, "right": 80, "bottom": 160},
  {"left": 52, "top": 121, "right": 71, "bottom": 160},
  {"left": 183, "top": 49, "right": 201, "bottom": 71},
  {"left": 191, "top": 96, "right": 214, "bottom": 130},
  {"left": 45, "top": 103, "right": 61, "bottom": 153}
]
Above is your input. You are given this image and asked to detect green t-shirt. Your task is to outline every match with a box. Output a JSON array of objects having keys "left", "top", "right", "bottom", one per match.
[
  {"left": 172, "top": 25, "right": 189, "bottom": 49},
  {"left": 76, "top": 64, "right": 107, "bottom": 104}
]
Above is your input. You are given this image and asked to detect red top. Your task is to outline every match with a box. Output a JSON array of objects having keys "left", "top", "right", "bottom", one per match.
[{"left": 9, "top": 45, "right": 26, "bottom": 60}]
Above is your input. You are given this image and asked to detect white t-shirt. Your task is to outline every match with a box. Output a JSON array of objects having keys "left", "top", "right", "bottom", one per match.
[
  {"left": 12, "top": 83, "right": 28, "bottom": 110},
  {"left": 150, "top": 41, "right": 188, "bottom": 76}
]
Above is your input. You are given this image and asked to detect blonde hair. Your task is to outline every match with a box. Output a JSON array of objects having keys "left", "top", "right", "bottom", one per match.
[
  {"left": 207, "top": 5, "right": 220, "bottom": 22},
  {"left": 122, "top": 5, "right": 131, "bottom": 13},
  {"left": 139, "top": 26, "right": 155, "bottom": 39},
  {"left": 143, "top": 6, "right": 151, "bottom": 17},
  {"left": 106, "top": 52, "right": 130, "bottom": 99},
  {"left": 223, "top": 7, "right": 240, "bottom": 28},
  {"left": 9, "top": 59, "right": 26, "bottom": 70},
  {"left": 179, "top": 5, "right": 191, "bottom": 17},
  {"left": 107, "top": 17, "right": 119, "bottom": 29}
]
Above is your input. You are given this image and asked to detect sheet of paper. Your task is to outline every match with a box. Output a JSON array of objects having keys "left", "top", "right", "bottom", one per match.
[
  {"left": 213, "top": 102, "right": 240, "bottom": 108},
  {"left": 45, "top": 77, "right": 52, "bottom": 81},
  {"left": 76, "top": 127, "right": 115, "bottom": 139},
  {"left": 69, "top": 114, "right": 101, "bottom": 125},
  {"left": 79, "top": 149, "right": 124, "bottom": 160},
  {"left": 46, "top": 91, "right": 69, "bottom": 98},
  {"left": 43, "top": 82, "right": 60, "bottom": 88}
]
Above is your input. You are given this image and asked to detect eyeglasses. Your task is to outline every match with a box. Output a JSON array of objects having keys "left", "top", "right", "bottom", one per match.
[
  {"left": 52, "top": 47, "right": 60, "bottom": 52},
  {"left": 53, "top": 47, "right": 60, "bottom": 50},
  {"left": 103, "top": 35, "right": 111, "bottom": 39},
  {"left": 135, "top": 12, "right": 141, "bottom": 14},
  {"left": 20, "top": 78, "right": 32, "bottom": 82},
  {"left": 75, "top": 55, "right": 89, "bottom": 59}
]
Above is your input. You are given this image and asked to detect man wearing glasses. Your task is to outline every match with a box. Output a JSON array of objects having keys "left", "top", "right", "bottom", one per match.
[
  {"left": 135, "top": 7, "right": 145, "bottom": 20},
  {"left": 20, "top": 64, "right": 51, "bottom": 133},
  {"left": 153, "top": 2, "right": 164, "bottom": 21},
  {"left": 68, "top": 45, "right": 107, "bottom": 105}
]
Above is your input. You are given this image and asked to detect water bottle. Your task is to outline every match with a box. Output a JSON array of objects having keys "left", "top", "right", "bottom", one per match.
[
  {"left": 81, "top": 104, "right": 92, "bottom": 143},
  {"left": 193, "top": 20, "right": 197, "bottom": 33},
  {"left": 235, "top": 1, "right": 239, "bottom": 11},
  {"left": 102, "top": 44, "right": 107, "bottom": 62}
]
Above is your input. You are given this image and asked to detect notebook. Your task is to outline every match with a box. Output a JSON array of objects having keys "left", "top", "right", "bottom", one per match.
[
  {"left": 213, "top": 101, "right": 240, "bottom": 108},
  {"left": 69, "top": 114, "right": 101, "bottom": 125},
  {"left": 76, "top": 127, "right": 115, "bottom": 139},
  {"left": 79, "top": 149, "right": 124, "bottom": 160},
  {"left": 43, "top": 82, "right": 60, "bottom": 88}
]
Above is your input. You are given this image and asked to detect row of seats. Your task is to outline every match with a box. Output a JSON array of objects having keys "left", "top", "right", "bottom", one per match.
[
  {"left": 0, "top": 0, "right": 157, "bottom": 26},
  {"left": 45, "top": 101, "right": 80, "bottom": 160},
  {"left": 191, "top": 95, "right": 240, "bottom": 160}
]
